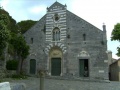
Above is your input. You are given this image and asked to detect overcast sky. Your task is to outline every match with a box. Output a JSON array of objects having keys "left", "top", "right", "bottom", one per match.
[{"left": 0, "top": 0, "right": 120, "bottom": 59}]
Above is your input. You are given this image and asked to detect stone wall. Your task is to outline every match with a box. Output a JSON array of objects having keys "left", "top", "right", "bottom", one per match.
[
  {"left": 110, "top": 60, "right": 120, "bottom": 81},
  {"left": 10, "top": 83, "right": 26, "bottom": 90},
  {"left": 0, "top": 82, "right": 11, "bottom": 90}
]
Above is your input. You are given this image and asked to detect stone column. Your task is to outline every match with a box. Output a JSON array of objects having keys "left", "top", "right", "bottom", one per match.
[{"left": 39, "top": 70, "right": 45, "bottom": 90}]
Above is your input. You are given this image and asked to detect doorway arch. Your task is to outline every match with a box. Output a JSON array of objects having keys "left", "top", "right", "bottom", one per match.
[{"left": 49, "top": 46, "right": 63, "bottom": 76}]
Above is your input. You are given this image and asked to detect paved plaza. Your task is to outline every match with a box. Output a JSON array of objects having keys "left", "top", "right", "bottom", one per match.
[{"left": 9, "top": 77, "right": 120, "bottom": 90}]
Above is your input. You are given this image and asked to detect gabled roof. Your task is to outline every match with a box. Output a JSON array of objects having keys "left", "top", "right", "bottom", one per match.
[{"left": 47, "top": 1, "right": 66, "bottom": 11}]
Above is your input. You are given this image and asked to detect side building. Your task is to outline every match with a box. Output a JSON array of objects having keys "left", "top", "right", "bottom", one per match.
[
  {"left": 110, "top": 59, "right": 120, "bottom": 81},
  {"left": 23, "top": 1, "right": 109, "bottom": 80}
]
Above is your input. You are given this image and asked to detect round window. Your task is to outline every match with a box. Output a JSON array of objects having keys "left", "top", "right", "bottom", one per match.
[{"left": 54, "top": 13, "right": 59, "bottom": 21}]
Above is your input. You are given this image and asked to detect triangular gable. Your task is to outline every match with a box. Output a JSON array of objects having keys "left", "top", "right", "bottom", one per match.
[
  {"left": 66, "top": 10, "right": 102, "bottom": 32},
  {"left": 47, "top": 1, "right": 66, "bottom": 11}
]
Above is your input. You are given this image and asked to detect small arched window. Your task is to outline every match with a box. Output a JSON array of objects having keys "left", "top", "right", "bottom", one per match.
[
  {"left": 53, "top": 27, "right": 60, "bottom": 41},
  {"left": 83, "top": 34, "right": 86, "bottom": 41}
]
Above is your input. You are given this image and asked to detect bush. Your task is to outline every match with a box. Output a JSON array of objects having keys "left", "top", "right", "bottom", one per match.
[
  {"left": 11, "top": 74, "right": 27, "bottom": 79},
  {"left": 0, "top": 55, "right": 5, "bottom": 61},
  {"left": 6, "top": 59, "right": 18, "bottom": 70}
]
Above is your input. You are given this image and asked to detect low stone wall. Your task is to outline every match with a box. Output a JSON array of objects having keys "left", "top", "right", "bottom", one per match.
[
  {"left": 10, "top": 83, "right": 26, "bottom": 90},
  {"left": 0, "top": 69, "right": 16, "bottom": 78},
  {"left": 6, "top": 70, "right": 16, "bottom": 77},
  {"left": 0, "top": 69, "right": 6, "bottom": 78},
  {"left": 0, "top": 82, "right": 11, "bottom": 90},
  {"left": 0, "top": 82, "right": 26, "bottom": 90}
]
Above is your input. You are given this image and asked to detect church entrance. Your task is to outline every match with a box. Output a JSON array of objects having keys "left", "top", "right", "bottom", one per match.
[
  {"left": 49, "top": 46, "right": 63, "bottom": 76},
  {"left": 30, "top": 59, "right": 36, "bottom": 74},
  {"left": 51, "top": 58, "right": 61, "bottom": 76},
  {"left": 79, "top": 59, "right": 89, "bottom": 77}
]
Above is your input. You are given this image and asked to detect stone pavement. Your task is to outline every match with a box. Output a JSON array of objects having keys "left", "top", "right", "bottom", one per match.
[{"left": 9, "top": 77, "right": 120, "bottom": 90}]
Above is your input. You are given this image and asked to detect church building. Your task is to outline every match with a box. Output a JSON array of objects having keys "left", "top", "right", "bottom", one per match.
[{"left": 23, "top": 2, "right": 108, "bottom": 80}]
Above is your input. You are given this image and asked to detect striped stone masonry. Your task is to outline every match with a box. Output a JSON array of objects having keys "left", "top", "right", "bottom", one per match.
[
  {"left": 45, "top": 42, "right": 67, "bottom": 55},
  {"left": 46, "top": 4, "right": 67, "bottom": 42}
]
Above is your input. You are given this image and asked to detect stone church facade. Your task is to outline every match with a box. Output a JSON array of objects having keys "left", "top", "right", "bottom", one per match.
[{"left": 23, "top": 2, "right": 108, "bottom": 80}]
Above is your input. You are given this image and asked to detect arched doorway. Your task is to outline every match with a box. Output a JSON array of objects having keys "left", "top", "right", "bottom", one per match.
[
  {"left": 30, "top": 59, "right": 36, "bottom": 74},
  {"left": 49, "top": 47, "right": 63, "bottom": 76},
  {"left": 78, "top": 50, "right": 90, "bottom": 77}
]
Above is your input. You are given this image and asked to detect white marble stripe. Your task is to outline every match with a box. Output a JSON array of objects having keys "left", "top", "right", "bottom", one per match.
[
  {"left": 46, "top": 29, "right": 52, "bottom": 31},
  {"left": 46, "top": 40, "right": 51, "bottom": 42},
  {"left": 62, "top": 47, "right": 66, "bottom": 50},
  {"left": 45, "top": 48, "right": 49, "bottom": 52},
  {"left": 46, "top": 34, "right": 52, "bottom": 35},
  {"left": 52, "top": 8, "right": 60, "bottom": 10},
  {"left": 61, "top": 36, "right": 66, "bottom": 37},
  {"left": 60, "top": 44, "right": 64, "bottom": 48},
  {"left": 46, "top": 31, "right": 52, "bottom": 33},
  {"left": 46, "top": 37, "right": 51, "bottom": 38},
  {"left": 60, "top": 17, "right": 66, "bottom": 19},
  {"left": 63, "top": 50, "right": 66, "bottom": 54},
  {"left": 46, "top": 39, "right": 51, "bottom": 40},
  {"left": 58, "top": 20, "right": 66, "bottom": 22},
  {"left": 57, "top": 43, "right": 62, "bottom": 47},
  {"left": 46, "top": 35, "right": 51, "bottom": 37},
  {"left": 47, "top": 46, "right": 51, "bottom": 50},
  {"left": 60, "top": 28, "right": 66, "bottom": 29},
  {"left": 46, "top": 32, "right": 52, "bottom": 34},
  {"left": 60, "top": 38, "right": 66, "bottom": 40},
  {"left": 49, "top": 43, "right": 53, "bottom": 47},
  {"left": 61, "top": 35, "right": 66, "bottom": 37},
  {"left": 46, "top": 19, "right": 53, "bottom": 21},
  {"left": 46, "top": 22, "right": 54, "bottom": 24},
  {"left": 46, "top": 36, "right": 51, "bottom": 37},
  {"left": 46, "top": 31, "right": 52, "bottom": 35},
  {"left": 61, "top": 33, "right": 66, "bottom": 35},
  {"left": 61, "top": 35, "right": 66, "bottom": 36},
  {"left": 47, "top": 10, "right": 66, "bottom": 14},
  {"left": 59, "top": 23, "right": 66, "bottom": 25},
  {"left": 61, "top": 31, "right": 66, "bottom": 32},
  {"left": 61, "top": 31, "right": 66, "bottom": 35}
]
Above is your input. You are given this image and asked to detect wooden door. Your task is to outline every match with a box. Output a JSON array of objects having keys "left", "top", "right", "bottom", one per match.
[
  {"left": 79, "top": 59, "right": 84, "bottom": 77},
  {"left": 30, "top": 59, "right": 36, "bottom": 74},
  {"left": 51, "top": 58, "right": 61, "bottom": 76}
]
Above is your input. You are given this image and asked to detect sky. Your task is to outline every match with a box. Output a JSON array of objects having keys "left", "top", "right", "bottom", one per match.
[{"left": 0, "top": 0, "right": 120, "bottom": 59}]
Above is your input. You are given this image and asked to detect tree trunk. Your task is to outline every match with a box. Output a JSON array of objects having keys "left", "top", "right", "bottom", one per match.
[
  {"left": 16, "top": 55, "right": 22, "bottom": 75},
  {"left": 4, "top": 43, "right": 8, "bottom": 70},
  {"left": 20, "top": 59, "right": 24, "bottom": 74}
]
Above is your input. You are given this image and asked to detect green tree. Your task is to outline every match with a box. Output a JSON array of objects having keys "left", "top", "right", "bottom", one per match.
[
  {"left": 111, "top": 23, "right": 120, "bottom": 56},
  {"left": 17, "top": 20, "right": 37, "bottom": 34},
  {"left": 0, "top": 14, "right": 10, "bottom": 59},
  {"left": 0, "top": 7, "right": 30, "bottom": 73},
  {"left": 0, "top": 8, "right": 18, "bottom": 34},
  {"left": 9, "top": 33, "right": 29, "bottom": 74}
]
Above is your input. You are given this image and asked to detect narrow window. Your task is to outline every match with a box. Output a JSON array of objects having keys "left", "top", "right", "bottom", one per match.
[
  {"left": 83, "top": 34, "right": 86, "bottom": 41},
  {"left": 56, "top": 30, "right": 60, "bottom": 41},
  {"left": 52, "top": 27, "right": 60, "bottom": 41},
  {"left": 31, "top": 38, "right": 33, "bottom": 44},
  {"left": 53, "top": 32, "right": 55, "bottom": 41}
]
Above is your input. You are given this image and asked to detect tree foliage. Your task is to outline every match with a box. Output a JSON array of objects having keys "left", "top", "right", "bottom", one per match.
[
  {"left": 0, "top": 14, "right": 10, "bottom": 56},
  {"left": 0, "top": 8, "right": 30, "bottom": 74},
  {"left": 0, "top": 8, "right": 18, "bottom": 33},
  {"left": 111, "top": 23, "right": 120, "bottom": 56},
  {"left": 17, "top": 20, "right": 37, "bottom": 34},
  {"left": 9, "top": 33, "right": 29, "bottom": 74}
]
